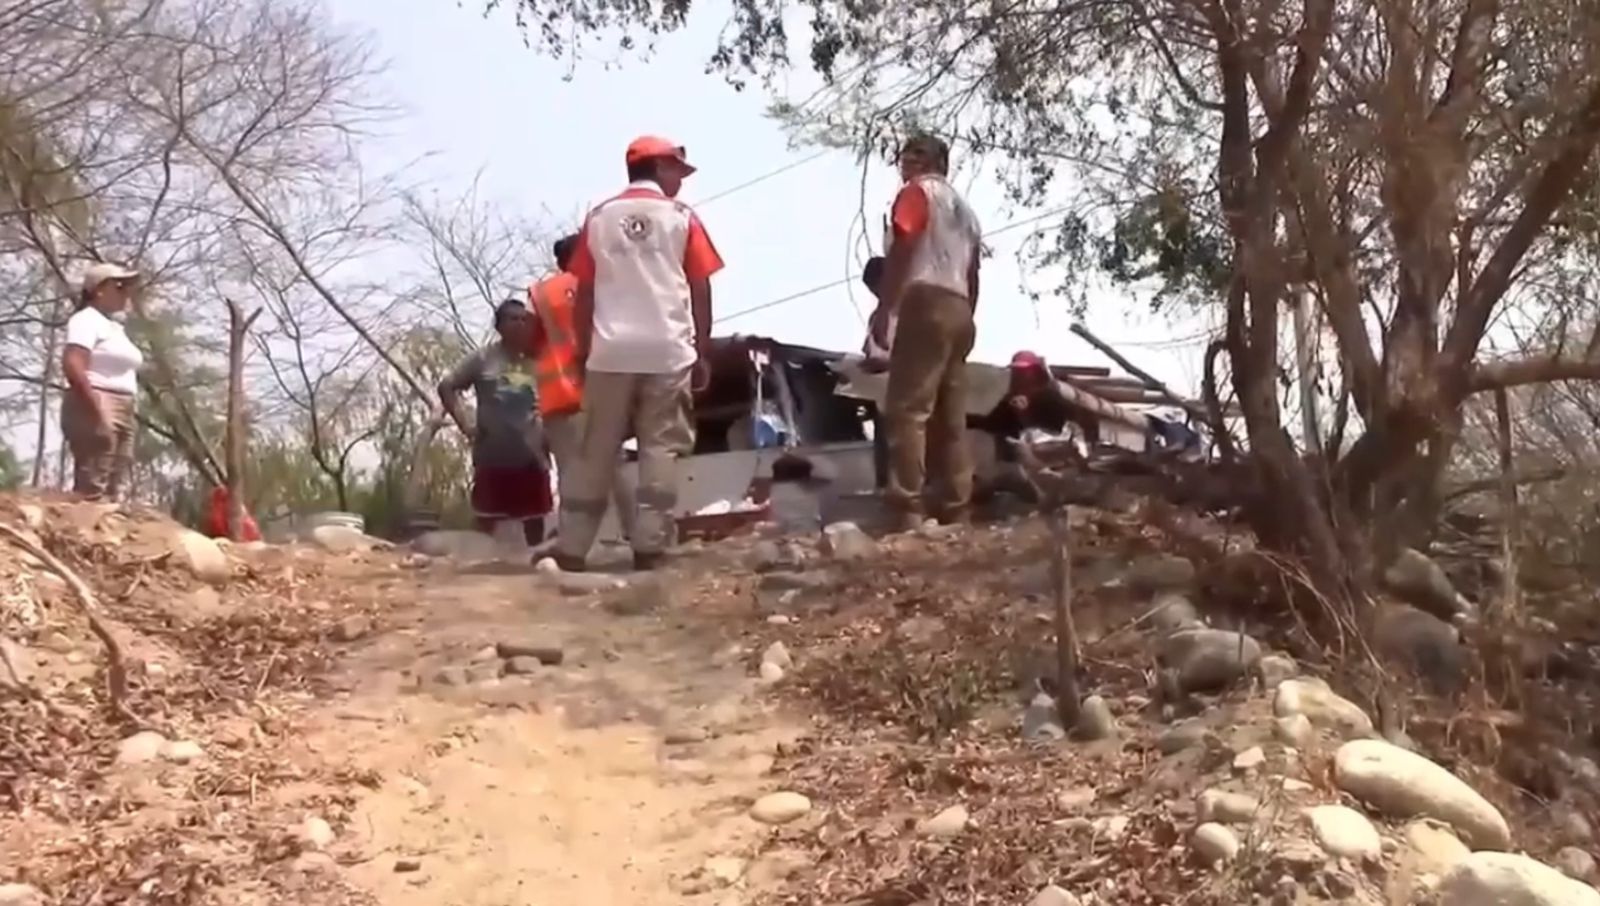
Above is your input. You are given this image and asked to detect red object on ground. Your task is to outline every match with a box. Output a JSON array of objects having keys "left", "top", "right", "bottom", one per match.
[{"left": 206, "top": 486, "right": 261, "bottom": 541}]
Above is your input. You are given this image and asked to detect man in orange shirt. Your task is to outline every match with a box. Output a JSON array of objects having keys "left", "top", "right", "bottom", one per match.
[
  {"left": 531, "top": 234, "right": 637, "bottom": 544},
  {"left": 868, "top": 134, "right": 983, "bottom": 531}
]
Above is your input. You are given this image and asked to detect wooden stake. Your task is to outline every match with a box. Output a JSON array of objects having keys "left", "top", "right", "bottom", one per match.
[
  {"left": 1069, "top": 322, "right": 1210, "bottom": 426},
  {"left": 1493, "top": 387, "right": 1520, "bottom": 621},
  {"left": 1015, "top": 438, "right": 1082, "bottom": 727},
  {"left": 1044, "top": 508, "right": 1081, "bottom": 727},
  {"left": 224, "top": 299, "right": 263, "bottom": 541}
]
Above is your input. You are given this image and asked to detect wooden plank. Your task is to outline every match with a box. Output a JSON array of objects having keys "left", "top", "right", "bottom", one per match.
[
  {"left": 1069, "top": 323, "right": 1213, "bottom": 425},
  {"left": 1076, "top": 377, "right": 1161, "bottom": 390}
]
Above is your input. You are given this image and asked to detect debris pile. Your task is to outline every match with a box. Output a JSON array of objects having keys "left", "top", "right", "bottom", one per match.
[
  {"left": 0, "top": 492, "right": 413, "bottom": 905},
  {"left": 709, "top": 505, "right": 1600, "bottom": 906}
]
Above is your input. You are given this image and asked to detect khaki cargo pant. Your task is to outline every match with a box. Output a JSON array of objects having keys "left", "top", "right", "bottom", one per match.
[
  {"left": 555, "top": 369, "right": 694, "bottom": 560},
  {"left": 62, "top": 388, "right": 135, "bottom": 501},
  {"left": 884, "top": 283, "right": 976, "bottom": 520},
  {"left": 545, "top": 407, "right": 638, "bottom": 542}
]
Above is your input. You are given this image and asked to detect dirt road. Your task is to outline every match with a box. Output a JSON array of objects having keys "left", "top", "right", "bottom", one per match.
[{"left": 292, "top": 557, "right": 803, "bottom": 905}]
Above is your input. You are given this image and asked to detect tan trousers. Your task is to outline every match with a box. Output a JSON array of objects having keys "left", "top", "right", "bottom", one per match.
[
  {"left": 556, "top": 369, "right": 694, "bottom": 559},
  {"left": 884, "top": 284, "right": 976, "bottom": 520},
  {"left": 545, "top": 408, "right": 638, "bottom": 541},
  {"left": 62, "top": 388, "right": 135, "bottom": 500}
]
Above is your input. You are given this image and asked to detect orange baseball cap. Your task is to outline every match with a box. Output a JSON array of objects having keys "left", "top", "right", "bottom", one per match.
[{"left": 625, "top": 136, "right": 696, "bottom": 174}]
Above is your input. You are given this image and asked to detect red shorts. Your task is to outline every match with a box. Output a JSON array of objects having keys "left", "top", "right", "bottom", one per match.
[{"left": 471, "top": 464, "right": 552, "bottom": 520}]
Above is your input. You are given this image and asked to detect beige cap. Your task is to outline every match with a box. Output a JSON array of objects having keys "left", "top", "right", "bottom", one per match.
[{"left": 82, "top": 261, "right": 140, "bottom": 293}]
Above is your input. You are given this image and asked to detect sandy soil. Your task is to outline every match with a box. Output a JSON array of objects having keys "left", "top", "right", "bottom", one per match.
[{"left": 291, "top": 559, "right": 803, "bottom": 906}]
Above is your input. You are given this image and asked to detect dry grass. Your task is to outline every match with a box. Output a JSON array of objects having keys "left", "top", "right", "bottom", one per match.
[
  {"left": 0, "top": 494, "right": 401, "bottom": 905},
  {"left": 733, "top": 507, "right": 1600, "bottom": 905}
]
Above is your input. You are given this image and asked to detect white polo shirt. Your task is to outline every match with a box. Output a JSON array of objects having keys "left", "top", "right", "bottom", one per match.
[
  {"left": 571, "top": 180, "right": 724, "bottom": 374},
  {"left": 65, "top": 307, "right": 142, "bottom": 394}
]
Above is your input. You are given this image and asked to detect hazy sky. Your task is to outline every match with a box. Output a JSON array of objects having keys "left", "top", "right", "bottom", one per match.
[
  {"left": 328, "top": 0, "right": 1214, "bottom": 389},
  {"left": 3, "top": 0, "right": 1218, "bottom": 473}
]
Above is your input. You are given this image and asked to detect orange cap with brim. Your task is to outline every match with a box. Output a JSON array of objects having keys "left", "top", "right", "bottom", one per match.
[{"left": 625, "top": 136, "right": 696, "bottom": 175}]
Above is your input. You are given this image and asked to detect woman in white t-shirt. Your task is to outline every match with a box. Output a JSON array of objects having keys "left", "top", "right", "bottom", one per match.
[{"left": 60, "top": 262, "right": 143, "bottom": 500}]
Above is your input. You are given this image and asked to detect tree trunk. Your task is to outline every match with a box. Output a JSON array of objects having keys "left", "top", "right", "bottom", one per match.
[
  {"left": 1293, "top": 286, "right": 1322, "bottom": 457},
  {"left": 32, "top": 299, "right": 63, "bottom": 487},
  {"left": 1493, "top": 387, "right": 1520, "bottom": 621},
  {"left": 224, "top": 299, "right": 262, "bottom": 541}
]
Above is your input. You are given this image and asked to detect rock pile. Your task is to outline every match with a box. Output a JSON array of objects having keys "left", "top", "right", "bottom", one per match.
[{"left": 729, "top": 514, "right": 1600, "bottom": 906}]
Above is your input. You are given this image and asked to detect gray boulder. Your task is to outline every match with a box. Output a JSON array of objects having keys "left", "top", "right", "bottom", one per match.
[
  {"left": 1160, "top": 628, "right": 1262, "bottom": 693},
  {"left": 310, "top": 524, "right": 381, "bottom": 553},
  {"left": 1075, "top": 695, "right": 1117, "bottom": 741},
  {"left": 1374, "top": 603, "right": 1466, "bottom": 693},
  {"left": 821, "top": 522, "right": 877, "bottom": 561},
  {"left": 1274, "top": 678, "right": 1373, "bottom": 739},
  {"left": 171, "top": 529, "right": 230, "bottom": 585},
  {"left": 1334, "top": 739, "right": 1510, "bottom": 850},
  {"left": 1125, "top": 554, "right": 1196, "bottom": 593},
  {"left": 1383, "top": 547, "right": 1472, "bottom": 621},
  {"left": 1437, "top": 852, "right": 1600, "bottom": 906},
  {"left": 1150, "top": 593, "right": 1203, "bottom": 633},
  {"left": 1022, "top": 693, "right": 1066, "bottom": 741}
]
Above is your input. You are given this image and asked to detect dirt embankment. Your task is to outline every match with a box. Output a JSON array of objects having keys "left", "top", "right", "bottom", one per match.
[{"left": 4, "top": 492, "right": 1600, "bottom": 906}]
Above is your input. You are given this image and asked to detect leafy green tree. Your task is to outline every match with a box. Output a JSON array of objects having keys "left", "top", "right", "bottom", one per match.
[
  {"left": 0, "top": 443, "right": 21, "bottom": 491},
  {"left": 483, "top": 0, "right": 1600, "bottom": 607}
]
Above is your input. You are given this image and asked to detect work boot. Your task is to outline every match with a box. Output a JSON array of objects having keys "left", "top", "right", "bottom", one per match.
[
  {"left": 632, "top": 551, "right": 665, "bottom": 572},
  {"left": 553, "top": 554, "right": 587, "bottom": 573},
  {"left": 887, "top": 509, "right": 924, "bottom": 535}
]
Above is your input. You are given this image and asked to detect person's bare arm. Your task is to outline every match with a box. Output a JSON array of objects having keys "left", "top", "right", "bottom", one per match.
[
  {"left": 437, "top": 352, "right": 480, "bottom": 437},
  {"left": 61, "top": 345, "right": 110, "bottom": 431},
  {"left": 872, "top": 234, "right": 921, "bottom": 348},
  {"left": 967, "top": 242, "right": 981, "bottom": 313},
  {"left": 689, "top": 277, "right": 713, "bottom": 391},
  {"left": 689, "top": 277, "right": 712, "bottom": 356}
]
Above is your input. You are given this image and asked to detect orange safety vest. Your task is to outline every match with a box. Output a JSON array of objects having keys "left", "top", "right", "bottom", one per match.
[{"left": 528, "top": 272, "right": 584, "bottom": 418}]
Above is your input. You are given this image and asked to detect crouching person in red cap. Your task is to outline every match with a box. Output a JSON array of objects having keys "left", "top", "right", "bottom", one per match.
[{"left": 555, "top": 136, "right": 723, "bottom": 572}]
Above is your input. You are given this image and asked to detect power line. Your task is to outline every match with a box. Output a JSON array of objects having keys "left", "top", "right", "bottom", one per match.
[
  {"left": 697, "top": 149, "right": 833, "bottom": 207},
  {"left": 715, "top": 203, "right": 1077, "bottom": 326}
]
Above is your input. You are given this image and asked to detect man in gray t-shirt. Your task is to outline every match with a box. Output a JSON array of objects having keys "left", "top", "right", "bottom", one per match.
[{"left": 439, "top": 300, "right": 552, "bottom": 545}]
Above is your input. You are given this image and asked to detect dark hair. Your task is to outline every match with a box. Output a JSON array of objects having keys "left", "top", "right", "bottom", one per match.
[
  {"left": 862, "top": 257, "right": 885, "bottom": 292},
  {"left": 494, "top": 298, "right": 528, "bottom": 329},
  {"left": 553, "top": 234, "right": 579, "bottom": 270},
  {"left": 626, "top": 158, "right": 661, "bottom": 183},
  {"left": 76, "top": 288, "right": 94, "bottom": 312},
  {"left": 901, "top": 133, "right": 951, "bottom": 174}
]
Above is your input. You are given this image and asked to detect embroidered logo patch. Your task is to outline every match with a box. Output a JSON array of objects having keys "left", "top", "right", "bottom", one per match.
[{"left": 620, "top": 215, "right": 651, "bottom": 240}]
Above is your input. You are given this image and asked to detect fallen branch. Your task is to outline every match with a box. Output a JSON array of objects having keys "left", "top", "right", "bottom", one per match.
[
  {"left": 0, "top": 521, "right": 146, "bottom": 728},
  {"left": 1070, "top": 322, "right": 1216, "bottom": 428},
  {"left": 1442, "top": 466, "right": 1567, "bottom": 502}
]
